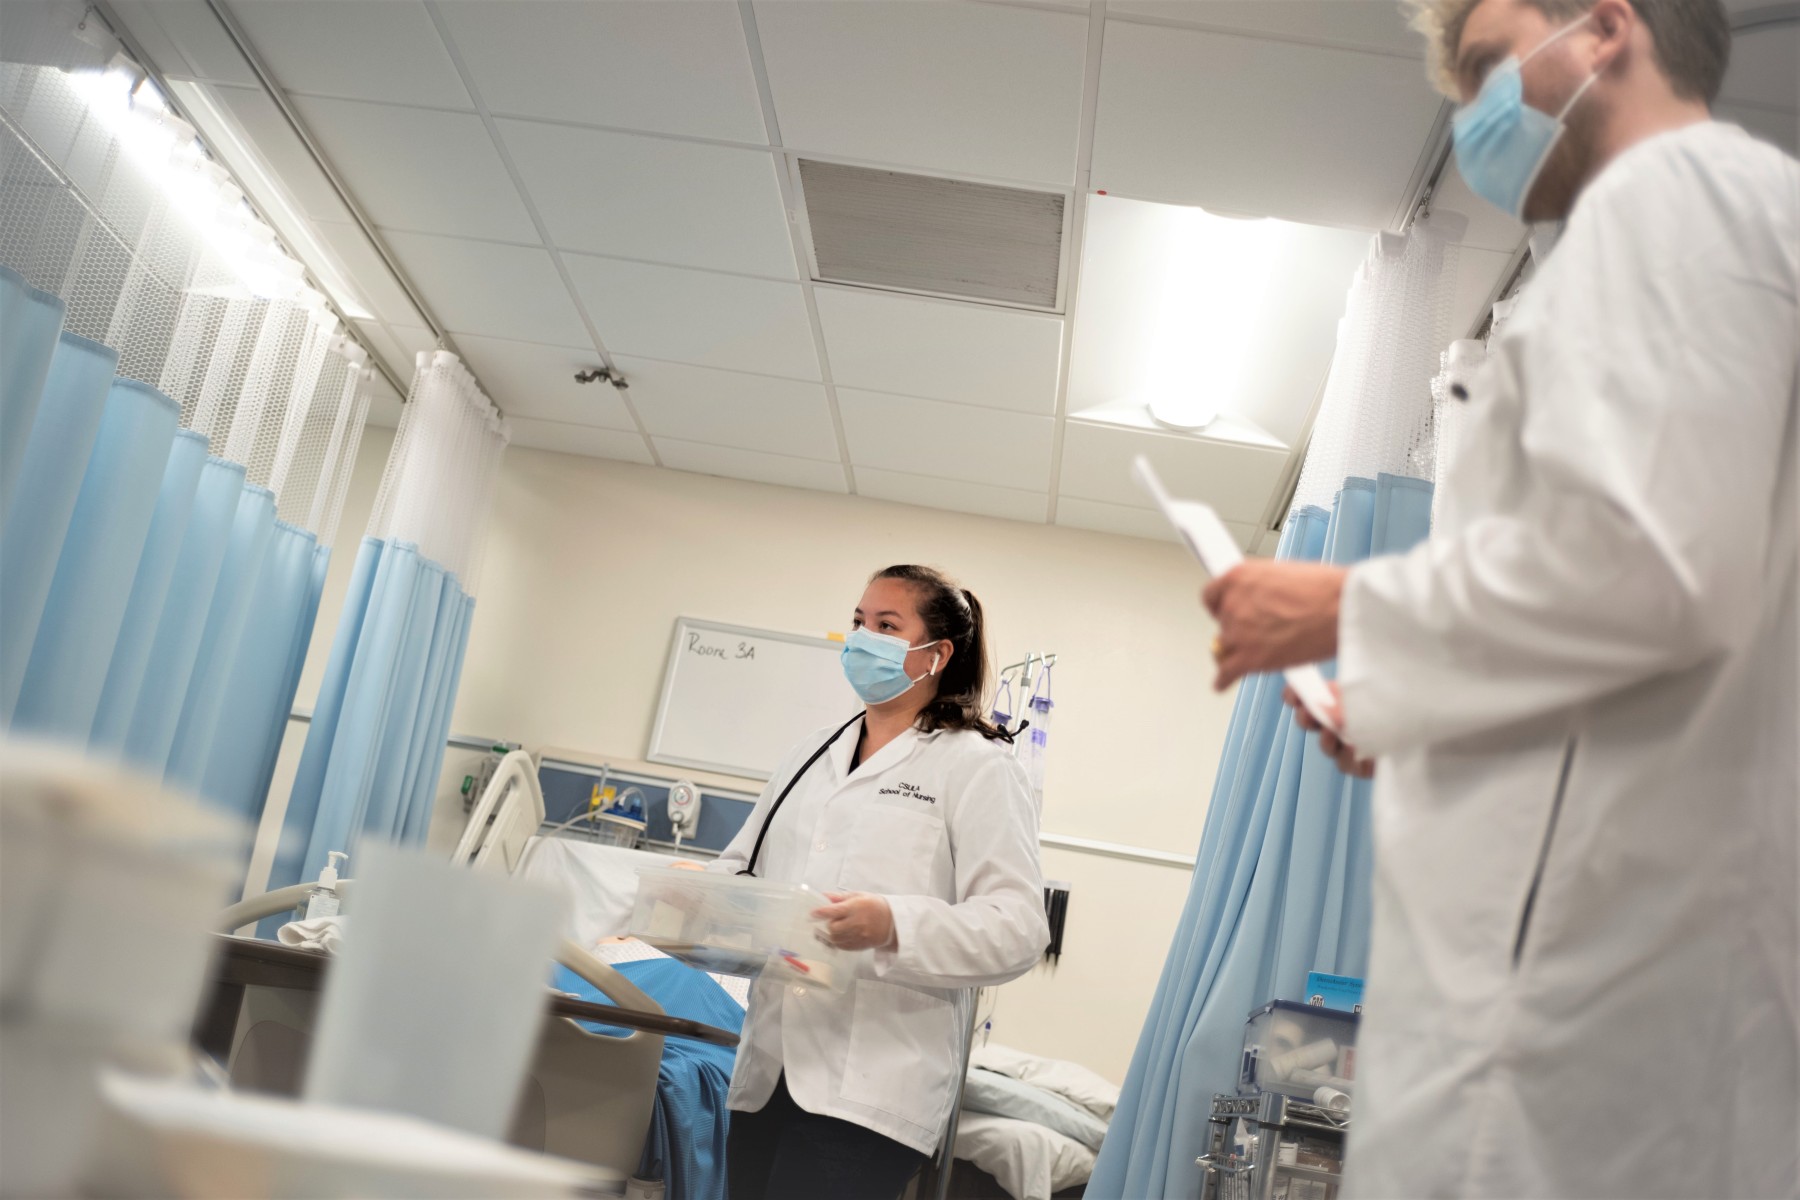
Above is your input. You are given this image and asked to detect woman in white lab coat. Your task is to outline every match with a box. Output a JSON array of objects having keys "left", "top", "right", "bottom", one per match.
[{"left": 713, "top": 564, "right": 1049, "bottom": 1200}]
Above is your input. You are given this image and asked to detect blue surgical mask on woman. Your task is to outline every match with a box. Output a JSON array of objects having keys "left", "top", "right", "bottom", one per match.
[
  {"left": 841, "top": 628, "right": 943, "bottom": 705},
  {"left": 1451, "top": 14, "right": 1599, "bottom": 220}
]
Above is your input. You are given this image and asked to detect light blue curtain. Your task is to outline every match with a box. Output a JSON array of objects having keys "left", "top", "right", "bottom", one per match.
[
  {"left": 12, "top": 379, "right": 180, "bottom": 740},
  {"left": 0, "top": 267, "right": 329, "bottom": 844},
  {"left": 1089, "top": 473, "right": 1434, "bottom": 1200},
  {"left": 0, "top": 331, "right": 121, "bottom": 720},
  {"left": 0, "top": 264, "right": 66, "bottom": 523},
  {"left": 262, "top": 537, "right": 475, "bottom": 925}
]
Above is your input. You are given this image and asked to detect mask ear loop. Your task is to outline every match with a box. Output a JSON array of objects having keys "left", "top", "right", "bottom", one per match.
[{"left": 1513, "top": 65, "right": 1600, "bottom": 219}]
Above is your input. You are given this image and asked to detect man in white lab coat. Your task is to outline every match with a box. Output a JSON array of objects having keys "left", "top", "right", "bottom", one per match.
[{"left": 1203, "top": 0, "right": 1798, "bottom": 1195}]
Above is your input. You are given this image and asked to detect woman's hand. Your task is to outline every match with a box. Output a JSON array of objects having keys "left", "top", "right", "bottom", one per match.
[{"left": 813, "top": 892, "right": 897, "bottom": 952}]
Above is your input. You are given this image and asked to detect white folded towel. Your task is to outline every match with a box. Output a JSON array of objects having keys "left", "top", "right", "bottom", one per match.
[{"left": 277, "top": 914, "right": 344, "bottom": 952}]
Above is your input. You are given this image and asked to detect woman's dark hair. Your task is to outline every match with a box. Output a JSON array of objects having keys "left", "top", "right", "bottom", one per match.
[{"left": 872, "top": 564, "right": 1009, "bottom": 741}]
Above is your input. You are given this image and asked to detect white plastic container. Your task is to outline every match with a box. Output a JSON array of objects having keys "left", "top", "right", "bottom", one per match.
[
  {"left": 0, "top": 741, "right": 243, "bottom": 1197},
  {"left": 627, "top": 867, "right": 865, "bottom": 991}
]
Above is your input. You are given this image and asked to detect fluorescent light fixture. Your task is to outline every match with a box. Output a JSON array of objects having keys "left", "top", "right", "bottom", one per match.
[
  {"left": 1142, "top": 207, "right": 1284, "bottom": 432},
  {"left": 64, "top": 65, "right": 324, "bottom": 310},
  {"left": 171, "top": 81, "right": 378, "bottom": 322}
]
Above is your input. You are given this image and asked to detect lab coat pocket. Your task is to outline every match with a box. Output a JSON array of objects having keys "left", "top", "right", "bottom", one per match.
[
  {"left": 840, "top": 978, "right": 957, "bottom": 1127},
  {"left": 843, "top": 804, "right": 948, "bottom": 897},
  {"left": 1512, "top": 736, "right": 1578, "bottom": 970}
]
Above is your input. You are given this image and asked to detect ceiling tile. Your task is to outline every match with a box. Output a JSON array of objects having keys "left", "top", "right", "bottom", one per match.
[
  {"left": 435, "top": 0, "right": 767, "bottom": 144},
  {"left": 451, "top": 333, "right": 635, "bottom": 430},
  {"left": 611, "top": 355, "right": 837, "bottom": 460},
  {"left": 388, "top": 325, "right": 438, "bottom": 361},
  {"left": 497, "top": 120, "right": 795, "bottom": 278},
  {"left": 1720, "top": 26, "right": 1798, "bottom": 112},
  {"left": 309, "top": 220, "right": 423, "bottom": 327},
  {"left": 1091, "top": 20, "right": 1442, "bottom": 228},
  {"left": 815, "top": 288, "right": 1063, "bottom": 415},
  {"left": 292, "top": 96, "right": 536, "bottom": 240},
  {"left": 655, "top": 439, "right": 848, "bottom": 493},
  {"left": 1718, "top": 103, "right": 1799, "bottom": 155},
  {"left": 383, "top": 231, "right": 590, "bottom": 347},
  {"left": 188, "top": 83, "right": 357, "bottom": 225},
  {"left": 225, "top": 0, "right": 471, "bottom": 109},
  {"left": 838, "top": 388, "right": 1054, "bottom": 491},
  {"left": 854, "top": 468, "right": 1048, "bottom": 524},
  {"left": 1053, "top": 496, "right": 1176, "bottom": 541},
  {"left": 137, "top": 0, "right": 261, "bottom": 86},
  {"left": 1429, "top": 165, "right": 1525, "bottom": 255},
  {"left": 1106, "top": 1, "right": 1423, "bottom": 58},
  {"left": 509, "top": 418, "right": 653, "bottom": 463},
  {"left": 1067, "top": 195, "right": 1367, "bottom": 449},
  {"left": 1056, "top": 495, "right": 1260, "bottom": 548},
  {"left": 753, "top": 0, "right": 1088, "bottom": 185},
  {"left": 105, "top": 1, "right": 203, "bottom": 84},
  {"left": 1451, "top": 246, "right": 1513, "bottom": 338},
  {"left": 350, "top": 320, "right": 414, "bottom": 384},
  {"left": 565, "top": 255, "right": 821, "bottom": 381},
  {"left": 1057, "top": 420, "right": 1287, "bottom": 523}
]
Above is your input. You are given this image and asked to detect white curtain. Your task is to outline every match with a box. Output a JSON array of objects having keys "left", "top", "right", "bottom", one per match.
[{"left": 266, "top": 351, "right": 507, "bottom": 914}]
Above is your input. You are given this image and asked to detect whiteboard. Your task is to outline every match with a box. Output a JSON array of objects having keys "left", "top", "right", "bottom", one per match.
[{"left": 647, "top": 618, "right": 862, "bottom": 781}]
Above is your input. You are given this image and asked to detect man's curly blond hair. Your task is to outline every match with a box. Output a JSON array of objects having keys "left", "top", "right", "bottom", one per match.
[{"left": 1403, "top": 0, "right": 1731, "bottom": 102}]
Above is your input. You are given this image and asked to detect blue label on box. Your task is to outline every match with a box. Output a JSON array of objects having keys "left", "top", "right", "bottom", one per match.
[{"left": 1304, "top": 971, "right": 1364, "bottom": 1012}]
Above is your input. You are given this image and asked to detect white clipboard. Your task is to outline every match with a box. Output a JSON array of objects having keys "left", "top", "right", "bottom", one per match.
[{"left": 1132, "top": 456, "right": 1342, "bottom": 734}]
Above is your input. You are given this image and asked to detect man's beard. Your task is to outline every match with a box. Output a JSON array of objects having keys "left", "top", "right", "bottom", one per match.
[{"left": 1522, "top": 100, "right": 1599, "bottom": 223}]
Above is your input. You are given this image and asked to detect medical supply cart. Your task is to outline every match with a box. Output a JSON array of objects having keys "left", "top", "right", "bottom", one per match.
[
  {"left": 1197, "top": 1091, "right": 1348, "bottom": 1200},
  {"left": 1199, "top": 984, "right": 1359, "bottom": 1200}
]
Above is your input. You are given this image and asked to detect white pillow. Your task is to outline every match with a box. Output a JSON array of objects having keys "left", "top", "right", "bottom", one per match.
[
  {"left": 969, "top": 1043, "right": 1121, "bottom": 1122},
  {"left": 963, "top": 1069, "right": 1107, "bottom": 1152},
  {"left": 513, "top": 837, "right": 670, "bottom": 946},
  {"left": 954, "top": 1112, "right": 1094, "bottom": 1200}
]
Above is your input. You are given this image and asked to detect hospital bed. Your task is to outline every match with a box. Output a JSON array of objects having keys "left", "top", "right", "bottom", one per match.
[
  {"left": 206, "top": 751, "right": 735, "bottom": 1182},
  {"left": 490, "top": 762, "right": 1105, "bottom": 1200}
]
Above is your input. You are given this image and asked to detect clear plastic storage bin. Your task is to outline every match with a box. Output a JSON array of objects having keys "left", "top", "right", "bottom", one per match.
[
  {"left": 627, "top": 867, "right": 865, "bottom": 990},
  {"left": 1239, "top": 999, "right": 1360, "bottom": 1110}
]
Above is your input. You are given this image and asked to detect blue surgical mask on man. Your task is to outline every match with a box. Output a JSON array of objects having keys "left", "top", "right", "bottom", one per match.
[
  {"left": 841, "top": 628, "right": 943, "bottom": 705},
  {"left": 1451, "top": 14, "right": 1599, "bottom": 220}
]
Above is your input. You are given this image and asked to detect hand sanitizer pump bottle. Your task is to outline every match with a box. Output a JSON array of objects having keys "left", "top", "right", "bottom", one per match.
[{"left": 303, "top": 851, "right": 349, "bottom": 920}]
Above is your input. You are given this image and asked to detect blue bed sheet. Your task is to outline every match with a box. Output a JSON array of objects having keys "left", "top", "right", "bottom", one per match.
[{"left": 551, "top": 958, "right": 743, "bottom": 1200}]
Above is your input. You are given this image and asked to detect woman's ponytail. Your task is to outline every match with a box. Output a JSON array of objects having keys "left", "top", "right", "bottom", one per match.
[{"left": 871, "top": 566, "right": 1007, "bottom": 740}]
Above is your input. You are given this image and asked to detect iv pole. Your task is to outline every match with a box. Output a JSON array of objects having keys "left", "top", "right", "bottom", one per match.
[{"left": 920, "top": 649, "right": 1057, "bottom": 1200}]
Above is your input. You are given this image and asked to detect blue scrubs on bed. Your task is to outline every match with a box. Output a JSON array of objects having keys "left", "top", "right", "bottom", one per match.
[{"left": 552, "top": 958, "right": 744, "bottom": 1200}]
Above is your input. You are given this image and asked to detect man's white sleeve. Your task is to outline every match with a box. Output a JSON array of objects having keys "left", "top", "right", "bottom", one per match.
[{"left": 1339, "top": 154, "right": 1797, "bottom": 756}]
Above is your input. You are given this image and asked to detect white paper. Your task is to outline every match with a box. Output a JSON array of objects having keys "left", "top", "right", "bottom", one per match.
[{"left": 1132, "top": 456, "right": 1342, "bottom": 734}]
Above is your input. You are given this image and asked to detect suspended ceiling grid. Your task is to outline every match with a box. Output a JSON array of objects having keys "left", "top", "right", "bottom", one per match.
[{"left": 104, "top": 0, "right": 1795, "bottom": 548}]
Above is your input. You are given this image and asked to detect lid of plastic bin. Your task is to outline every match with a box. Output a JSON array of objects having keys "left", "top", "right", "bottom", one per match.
[
  {"left": 634, "top": 864, "right": 826, "bottom": 902},
  {"left": 1247, "top": 998, "right": 1361, "bottom": 1025}
]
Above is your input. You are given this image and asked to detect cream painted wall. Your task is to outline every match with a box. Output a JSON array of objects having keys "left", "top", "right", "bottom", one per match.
[{"left": 255, "top": 430, "right": 1240, "bottom": 1083}]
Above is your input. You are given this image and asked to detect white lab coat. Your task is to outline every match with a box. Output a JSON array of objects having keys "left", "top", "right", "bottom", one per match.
[
  {"left": 711, "top": 720, "right": 1049, "bottom": 1155},
  {"left": 1337, "top": 123, "right": 1799, "bottom": 1199}
]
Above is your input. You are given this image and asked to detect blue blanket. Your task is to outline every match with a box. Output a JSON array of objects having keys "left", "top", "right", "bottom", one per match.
[{"left": 551, "top": 958, "right": 742, "bottom": 1200}]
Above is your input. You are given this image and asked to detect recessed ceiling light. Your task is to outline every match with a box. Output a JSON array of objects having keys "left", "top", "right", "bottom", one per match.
[{"left": 1140, "top": 206, "right": 1291, "bottom": 432}]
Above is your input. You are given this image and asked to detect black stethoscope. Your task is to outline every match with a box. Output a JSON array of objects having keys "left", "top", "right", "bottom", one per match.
[{"left": 737, "top": 712, "right": 865, "bottom": 878}]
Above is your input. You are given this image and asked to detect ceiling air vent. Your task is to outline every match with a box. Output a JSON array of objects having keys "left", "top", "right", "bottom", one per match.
[{"left": 799, "top": 159, "right": 1064, "bottom": 310}]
